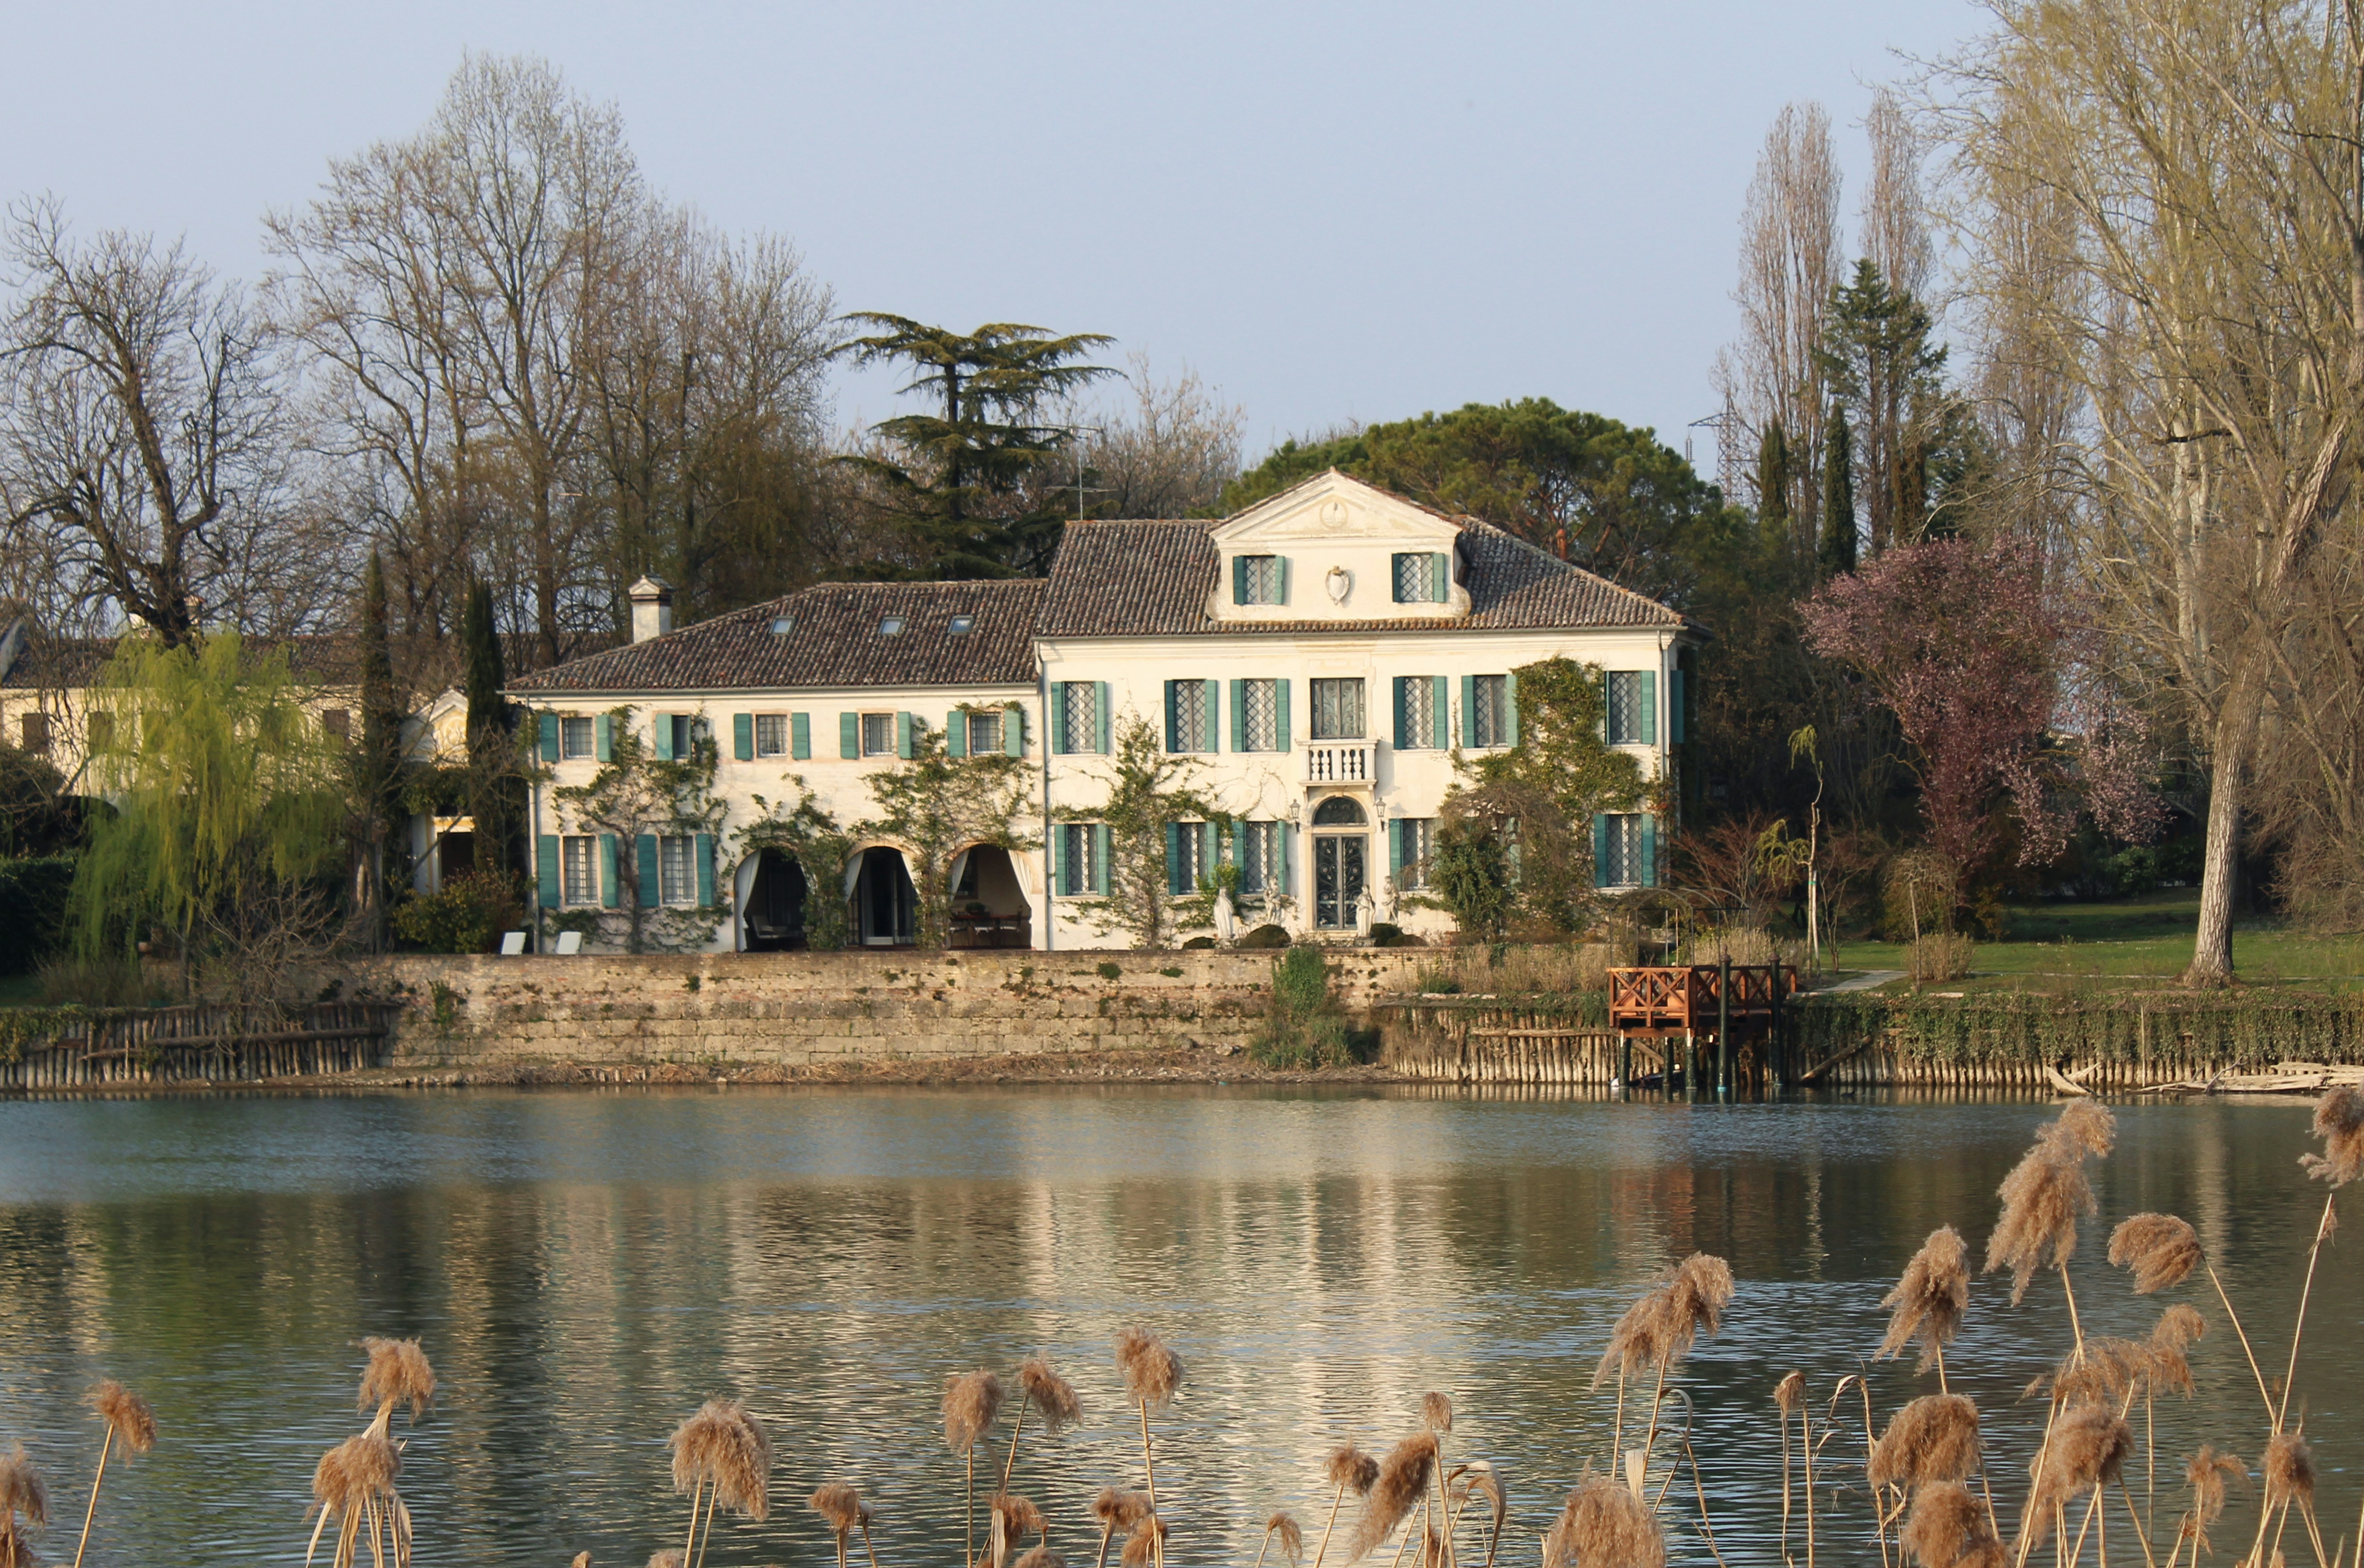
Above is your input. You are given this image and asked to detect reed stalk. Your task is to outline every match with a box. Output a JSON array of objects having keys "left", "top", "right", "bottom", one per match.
[
  {"left": 2276, "top": 1192, "right": 2339, "bottom": 1434},
  {"left": 1312, "top": 1484, "right": 1347, "bottom": 1568},
  {"left": 1138, "top": 1403, "right": 1162, "bottom": 1568},
  {"left": 681, "top": 1476, "right": 704, "bottom": 1568},
  {"left": 2203, "top": 1263, "right": 2276, "bottom": 1423},
  {"left": 2119, "top": 1483, "right": 2159, "bottom": 1568},
  {"left": 70, "top": 1429, "right": 112, "bottom": 1568}
]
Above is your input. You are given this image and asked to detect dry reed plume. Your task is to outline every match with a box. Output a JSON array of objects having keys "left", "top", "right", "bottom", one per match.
[
  {"left": 2108, "top": 1213, "right": 2202, "bottom": 1294},
  {"left": 1113, "top": 1331, "right": 1181, "bottom": 1568},
  {"left": 1347, "top": 1432, "right": 1438, "bottom": 1562},
  {"left": 2261, "top": 1432, "right": 2314, "bottom": 1514},
  {"left": 987, "top": 1493, "right": 1045, "bottom": 1568},
  {"left": 1255, "top": 1510, "right": 1303, "bottom": 1568},
  {"left": 1540, "top": 1477, "right": 1665, "bottom": 1568},
  {"left": 808, "top": 1483, "right": 871, "bottom": 1568},
  {"left": 2172, "top": 1447, "right": 2245, "bottom": 1562},
  {"left": 647, "top": 1552, "right": 686, "bottom": 1568},
  {"left": 1593, "top": 1254, "right": 1733, "bottom": 1476},
  {"left": 1420, "top": 1395, "right": 1452, "bottom": 1436},
  {"left": 0, "top": 1445, "right": 46, "bottom": 1568},
  {"left": 1870, "top": 1395, "right": 1983, "bottom": 1490},
  {"left": 1448, "top": 1465, "right": 1507, "bottom": 1568},
  {"left": 1003, "top": 1356, "right": 1082, "bottom": 1493},
  {"left": 71, "top": 1381, "right": 154, "bottom": 1568},
  {"left": 2300, "top": 1085, "right": 2364, "bottom": 1186},
  {"left": 357, "top": 1337, "right": 437, "bottom": 1434},
  {"left": 2147, "top": 1305, "right": 2206, "bottom": 1397},
  {"left": 945, "top": 1370, "right": 1005, "bottom": 1568},
  {"left": 1880, "top": 1228, "right": 1973, "bottom": 1381},
  {"left": 1775, "top": 1372, "right": 1812, "bottom": 1568},
  {"left": 1014, "top": 1550, "right": 1066, "bottom": 1568},
  {"left": 1986, "top": 1103, "right": 2114, "bottom": 1310},
  {"left": 667, "top": 1398, "right": 769, "bottom": 1568},
  {"left": 1118, "top": 1516, "right": 1166, "bottom": 1568},
  {"left": 1311, "top": 1446, "right": 1379, "bottom": 1568},
  {"left": 305, "top": 1430, "right": 406, "bottom": 1568},
  {"left": 1902, "top": 1480, "right": 2004, "bottom": 1568},
  {"left": 1091, "top": 1490, "right": 1152, "bottom": 1568},
  {"left": 2016, "top": 1403, "right": 2130, "bottom": 1555}
]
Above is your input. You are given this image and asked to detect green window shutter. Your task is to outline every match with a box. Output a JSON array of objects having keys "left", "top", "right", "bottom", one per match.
[
  {"left": 1393, "top": 677, "right": 1410, "bottom": 749},
  {"left": 1504, "top": 672, "right": 1520, "bottom": 746},
  {"left": 538, "top": 712, "right": 559, "bottom": 763},
  {"left": 1459, "top": 676, "right": 1476, "bottom": 747},
  {"left": 947, "top": 710, "right": 967, "bottom": 757},
  {"left": 1274, "top": 679, "right": 1290, "bottom": 750},
  {"left": 896, "top": 711, "right": 914, "bottom": 758},
  {"left": 653, "top": 713, "right": 674, "bottom": 761},
  {"left": 696, "top": 833, "right": 717, "bottom": 906},
  {"left": 1391, "top": 553, "right": 1411, "bottom": 603},
  {"left": 839, "top": 712, "right": 859, "bottom": 758},
  {"left": 1229, "top": 680, "right": 1245, "bottom": 752},
  {"left": 595, "top": 713, "right": 613, "bottom": 762},
  {"left": 1050, "top": 683, "right": 1069, "bottom": 753},
  {"left": 1637, "top": 669, "right": 1657, "bottom": 745},
  {"left": 1390, "top": 818, "right": 1405, "bottom": 878},
  {"left": 1276, "top": 557, "right": 1290, "bottom": 605},
  {"left": 1593, "top": 815, "right": 1611, "bottom": 888},
  {"left": 1640, "top": 814, "right": 1659, "bottom": 888},
  {"left": 1093, "top": 824, "right": 1111, "bottom": 894},
  {"left": 1431, "top": 676, "right": 1450, "bottom": 749},
  {"left": 1669, "top": 667, "right": 1686, "bottom": 745},
  {"left": 1203, "top": 680, "right": 1220, "bottom": 751},
  {"left": 1051, "top": 824, "right": 1067, "bottom": 896},
  {"left": 1163, "top": 681, "right": 1181, "bottom": 753},
  {"left": 1598, "top": 669, "right": 1610, "bottom": 740},
  {"left": 1432, "top": 552, "right": 1451, "bottom": 602},
  {"left": 636, "top": 835, "right": 660, "bottom": 908},
  {"left": 1004, "top": 704, "right": 1025, "bottom": 757},
  {"left": 732, "top": 713, "right": 754, "bottom": 761},
  {"left": 600, "top": 835, "right": 620, "bottom": 908},
  {"left": 1166, "top": 822, "right": 1185, "bottom": 894},
  {"left": 1280, "top": 823, "right": 1296, "bottom": 896},
  {"left": 537, "top": 836, "right": 561, "bottom": 908},
  {"left": 1094, "top": 682, "right": 1111, "bottom": 753},
  {"left": 1233, "top": 555, "right": 1249, "bottom": 605},
  {"left": 792, "top": 712, "right": 811, "bottom": 759}
]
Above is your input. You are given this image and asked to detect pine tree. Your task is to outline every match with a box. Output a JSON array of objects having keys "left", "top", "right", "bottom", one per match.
[
  {"left": 1819, "top": 405, "right": 1858, "bottom": 578},
  {"left": 1757, "top": 419, "right": 1792, "bottom": 551},
  {"left": 836, "top": 316, "right": 1114, "bottom": 578}
]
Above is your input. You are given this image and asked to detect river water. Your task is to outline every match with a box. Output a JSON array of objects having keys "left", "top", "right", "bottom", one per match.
[{"left": 0, "top": 1088, "right": 2354, "bottom": 1567}]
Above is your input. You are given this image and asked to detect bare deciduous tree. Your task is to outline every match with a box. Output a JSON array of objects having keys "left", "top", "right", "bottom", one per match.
[
  {"left": 1938, "top": 0, "right": 2364, "bottom": 984},
  {"left": 1716, "top": 101, "right": 1845, "bottom": 549},
  {"left": 2, "top": 199, "right": 321, "bottom": 641},
  {"left": 1069, "top": 354, "right": 1245, "bottom": 519}
]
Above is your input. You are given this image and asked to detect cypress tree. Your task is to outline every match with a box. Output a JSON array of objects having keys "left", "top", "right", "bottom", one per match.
[
  {"left": 1818, "top": 405, "right": 1858, "bottom": 578},
  {"left": 358, "top": 550, "right": 403, "bottom": 941},
  {"left": 1757, "top": 419, "right": 1792, "bottom": 549},
  {"left": 460, "top": 580, "right": 523, "bottom": 876}
]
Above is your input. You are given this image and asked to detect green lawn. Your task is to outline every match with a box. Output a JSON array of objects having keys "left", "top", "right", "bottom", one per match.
[{"left": 1823, "top": 888, "right": 2364, "bottom": 993}]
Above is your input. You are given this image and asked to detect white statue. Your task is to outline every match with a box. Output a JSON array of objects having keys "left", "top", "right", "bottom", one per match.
[{"left": 1214, "top": 887, "right": 1237, "bottom": 945}]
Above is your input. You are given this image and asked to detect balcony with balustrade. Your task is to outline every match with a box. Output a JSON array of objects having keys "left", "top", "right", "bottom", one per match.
[{"left": 1303, "top": 739, "right": 1377, "bottom": 788}]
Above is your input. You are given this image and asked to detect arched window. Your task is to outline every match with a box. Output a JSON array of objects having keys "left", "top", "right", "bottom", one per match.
[{"left": 1312, "top": 795, "right": 1367, "bottom": 826}]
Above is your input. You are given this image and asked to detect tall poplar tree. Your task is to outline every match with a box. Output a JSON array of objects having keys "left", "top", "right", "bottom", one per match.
[
  {"left": 1757, "top": 420, "right": 1792, "bottom": 548},
  {"left": 461, "top": 579, "right": 523, "bottom": 875},
  {"left": 1818, "top": 406, "right": 1857, "bottom": 578},
  {"left": 358, "top": 551, "right": 404, "bottom": 941}
]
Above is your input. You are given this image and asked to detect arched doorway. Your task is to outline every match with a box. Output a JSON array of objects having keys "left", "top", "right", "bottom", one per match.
[
  {"left": 947, "top": 844, "right": 1032, "bottom": 948},
  {"left": 1311, "top": 795, "right": 1367, "bottom": 931},
  {"left": 852, "top": 846, "right": 917, "bottom": 946},
  {"left": 743, "top": 849, "right": 809, "bottom": 950}
]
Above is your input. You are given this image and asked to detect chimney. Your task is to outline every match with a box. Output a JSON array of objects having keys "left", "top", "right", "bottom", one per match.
[{"left": 628, "top": 576, "right": 674, "bottom": 643}]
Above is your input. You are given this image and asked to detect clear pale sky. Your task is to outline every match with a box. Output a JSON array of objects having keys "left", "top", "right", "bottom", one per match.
[{"left": 0, "top": 0, "right": 1986, "bottom": 477}]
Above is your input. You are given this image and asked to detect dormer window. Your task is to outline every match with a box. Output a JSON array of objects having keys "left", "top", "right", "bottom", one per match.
[
  {"left": 879, "top": 615, "right": 905, "bottom": 636},
  {"left": 1393, "top": 551, "right": 1451, "bottom": 604},
  {"left": 947, "top": 615, "right": 973, "bottom": 636},
  {"left": 1233, "top": 554, "right": 1288, "bottom": 606}
]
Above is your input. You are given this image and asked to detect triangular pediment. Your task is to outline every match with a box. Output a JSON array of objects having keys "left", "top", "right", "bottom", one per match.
[{"left": 1211, "top": 470, "right": 1463, "bottom": 548}]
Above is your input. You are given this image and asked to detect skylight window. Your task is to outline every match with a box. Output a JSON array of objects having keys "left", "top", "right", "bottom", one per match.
[
  {"left": 948, "top": 615, "right": 974, "bottom": 636},
  {"left": 879, "top": 615, "right": 905, "bottom": 636},
  {"left": 771, "top": 615, "right": 794, "bottom": 635}
]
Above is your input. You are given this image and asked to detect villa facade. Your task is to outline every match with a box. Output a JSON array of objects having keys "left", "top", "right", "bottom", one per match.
[{"left": 507, "top": 471, "right": 1700, "bottom": 953}]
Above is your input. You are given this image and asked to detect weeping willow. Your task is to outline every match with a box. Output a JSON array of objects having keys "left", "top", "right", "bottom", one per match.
[{"left": 69, "top": 632, "right": 350, "bottom": 993}]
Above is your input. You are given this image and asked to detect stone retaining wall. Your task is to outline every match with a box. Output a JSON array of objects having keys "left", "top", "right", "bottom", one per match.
[{"left": 311, "top": 949, "right": 1434, "bottom": 1069}]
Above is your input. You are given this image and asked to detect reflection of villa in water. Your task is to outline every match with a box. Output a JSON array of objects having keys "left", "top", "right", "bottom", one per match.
[{"left": 502, "top": 471, "right": 1695, "bottom": 951}]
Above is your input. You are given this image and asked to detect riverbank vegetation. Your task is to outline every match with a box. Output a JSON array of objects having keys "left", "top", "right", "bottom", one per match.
[{"left": 0, "top": 1096, "right": 2356, "bottom": 1567}]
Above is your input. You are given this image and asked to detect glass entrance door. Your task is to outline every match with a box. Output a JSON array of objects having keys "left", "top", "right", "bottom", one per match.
[{"left": 1314, "top": 835, "right": 1366, "bottom": 929}]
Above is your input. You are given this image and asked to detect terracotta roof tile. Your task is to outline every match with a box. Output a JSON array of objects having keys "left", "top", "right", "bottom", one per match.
[{"left": 507, "top": 579, "right": 1043, "bottom": 695}]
